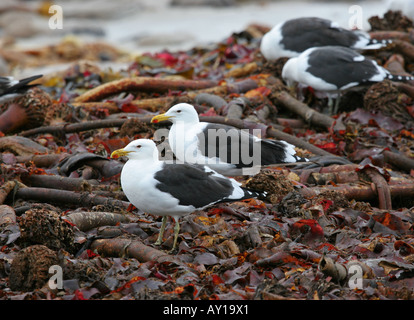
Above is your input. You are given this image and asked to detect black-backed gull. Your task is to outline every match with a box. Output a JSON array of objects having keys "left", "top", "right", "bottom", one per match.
[
  {"left": 260, "top": 17, "right": 391, "bottom": 61},
  {"left": 111, "top": 139, "right": 266, "bottom": 251},
  {"left": 0, "top": 75, "right": 43, "bottom": 104},
  {"left": 281, "top": 45, "right": 414, "bottom": 113},
  {"left": 151, "top": 103, "right": 308, "bottom": 176}
]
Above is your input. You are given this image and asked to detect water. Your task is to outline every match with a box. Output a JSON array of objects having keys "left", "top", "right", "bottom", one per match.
[{"left": 8, "top": 0, "right": 393, "bottom": 76}]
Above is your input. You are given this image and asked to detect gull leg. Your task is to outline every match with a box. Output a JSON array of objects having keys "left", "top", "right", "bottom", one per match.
[
  {"left": 170, "top": 218, "right": 180, "bottom": 253},
  {"left": 327, "top": 93, "right": 341, "bottom": 115},
  {"left": 327, "top": 96, "right": 334, "bottom": 115},
  {"left": 155, "top": 216, "right": 167, "bottom": 246},
  {"left": 333, "top": 94, "right": 341, "bottom": 115}
]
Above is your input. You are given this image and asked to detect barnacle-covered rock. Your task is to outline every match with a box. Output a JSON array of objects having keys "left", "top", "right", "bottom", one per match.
[
  {"left": 119, "top": 118, "right": 153, "bottom": 138},
  {"left": 245, "top": 169, "right": 294, "bottom": 204},
  {"left": 364, "top": 80, "right": 413, "bottom": 126},
  {"left": 9, "top": 244, "right": 59, "bottom": 291},
  {"left": 0, "top": 87, "right": 52, "bottom": 133},
  {"left": 18, "top": 204, "right": 77, "bottom": 252},
  {"left": 368, "top": 10, "right": 413, "bottom": 32}
]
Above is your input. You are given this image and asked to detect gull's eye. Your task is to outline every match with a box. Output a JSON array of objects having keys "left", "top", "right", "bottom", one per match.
[
  {"left": 137, "top": 145, "right": 142, "bottom": 148},
  {"left": 176, "top": 110, "right": 181, "bottom": 113}
]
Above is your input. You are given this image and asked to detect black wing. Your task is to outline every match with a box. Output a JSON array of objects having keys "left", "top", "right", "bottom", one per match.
[
  {"left": 306, "top": 46, "right": 380, "bottom": 89},
  {"left": 281, "top": 17, "right": 360, "bottom": 53},
  {"left": 0, "top": 75, "right": 42, "bottom": 96},
  {"left": 260, "top": 139, "right": 306, "bottom": 165},
  {"left": 197, "top": 123, "right": 304, "bottom": 167},
  {"left": 197, "top": 123, "right": 257, "bottom": 169},
  {"left": 154, "top": 162, "right": 235, "bottom": 208}
]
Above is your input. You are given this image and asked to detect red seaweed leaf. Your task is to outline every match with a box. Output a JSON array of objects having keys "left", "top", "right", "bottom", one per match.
[
  {"left": 314, "top": 142, "right": 339, "bottom": 154},
  {"left": 111, "top": 276, "right": 147, "bottom": 294},
  {"left": 155, "top": 52, "right": 179, "bottom": 67},
  {"left": 290, "top": 219, "right": 324, "bottom": 246},
  {"left": 199, "top": 107, "right": 218, "bottom": 117},
  {"left": 72, "top": 290, "right": 87, "bottom": 300},
  {"left": 373, "top": 211, "right": 410, "bottom": 234},
  {"left": 394, "top": 240, "right": 414, "bottom": 256},
  {"left": 319, "top": 199, "right": 333, "bottom": 213}
]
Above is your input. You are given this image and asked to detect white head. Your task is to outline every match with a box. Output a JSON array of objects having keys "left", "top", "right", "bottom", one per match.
[
  {"left": 281, "top": 57, "right": 299, "bottom": 87},
  {"left": 151, "top": 103, "right": 200, "bottom": 125},
  {"left": 260, "top": 23, "right": 301, "bottom": 61},
  {"left": 111, "top": 139, "right": 158, "bottom": 161},
  {"left": 260, "top": 24, "right": 283, "bottom": 61}
]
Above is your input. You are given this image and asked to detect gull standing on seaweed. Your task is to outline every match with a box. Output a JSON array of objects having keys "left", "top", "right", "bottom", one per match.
[
  {"left": 260, "top": 17, "right": 391, "bottom": 61},
  {"left": 111, "top": 139, "right": 267, "bottom": 252},
  {"left": 281, "top": 45, "right": 414, "bottom": 113},
  {"left": 151, "top": 103, "right": 308, "bottom": 176}
]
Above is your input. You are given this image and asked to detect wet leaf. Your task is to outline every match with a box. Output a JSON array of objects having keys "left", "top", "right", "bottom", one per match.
[
  {"left": 194, "top": 252, "right": 219, "bottom": 265},
  {"left": 290, "top": 219, "right": 324, "bottom": 246}
]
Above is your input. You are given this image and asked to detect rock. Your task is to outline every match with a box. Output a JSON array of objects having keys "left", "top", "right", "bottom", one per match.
[
  {"left": 0, "top": 205, "right": 16, "bottom": 225},
  {"left": 364, "top": 80, "right": 413, "bottom": 126},
  {"left": 0, "top": 205, "right": 19, "bottom": 246},
  {"left": 245, "top": 169, "right": 294, "bottom": 204},
  {"left": 18, "top": 204, "right": 77, "bottom": 253},
  {"left": 368, "top": 10, "right": 414, "bottom": 32},
  {"left": 9, "top": 245, "right": 59, "bottom": 291}
]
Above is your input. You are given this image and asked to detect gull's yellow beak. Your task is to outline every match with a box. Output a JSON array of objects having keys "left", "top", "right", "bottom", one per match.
[
  {"left": 111, "top": 148, "right": 131, "bottom": 159},
  {"left": 151, "top": 113, "right": 173, "bottom": 124}
]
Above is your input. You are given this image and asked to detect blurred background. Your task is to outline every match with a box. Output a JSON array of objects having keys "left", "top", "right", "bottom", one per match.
[{"left": 0, "top": 0, "right": 410, "bottom": 77}]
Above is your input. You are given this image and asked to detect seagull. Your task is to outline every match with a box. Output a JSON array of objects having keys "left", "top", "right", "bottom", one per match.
[
  {"left": 110, "top": 139, "right": 267, "bottom": 252},
  {"left": 151, "top": 103, "right": 308, "bottom": 176},
  {"left": 281, "top": 45, "right": 414, "bottom": 113},
  {"left": 260, "top": 17, "right": 391, "bottom": 61},
  {"left": 0, "top": 75, "right": 43, "bottom": 105}
]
